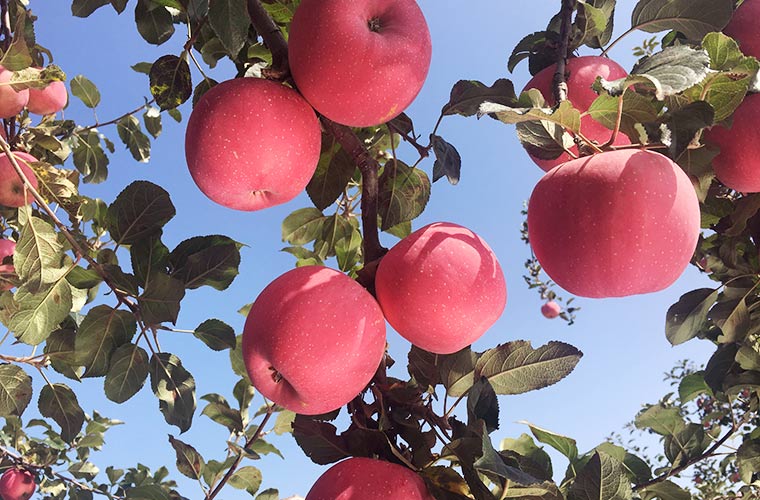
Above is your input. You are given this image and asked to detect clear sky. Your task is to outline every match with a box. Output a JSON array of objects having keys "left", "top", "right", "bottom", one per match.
[{"left": 14, "top": 0, "right": 717, "bottom": 497}]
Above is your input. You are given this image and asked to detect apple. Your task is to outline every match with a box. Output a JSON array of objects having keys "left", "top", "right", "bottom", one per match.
[
  {"left": 522, "top": 56, "right": 630, "bottom": 171},
  {"left": 0, "top": 66, "right": 29, "bottom": 119},
  {"left": 704, "top": 94, "right": 760, "bottom": 192},
  {"left": 288, "top": 0, "right": 432, "bottom": 127},
  {"left": 541, "top": 301, "right": 561, "bottom": 319},
  {"left": 185, "top": 77, "right": 321, "bottom": 211},
  {"left": 0, "top": 467, "right": 36, "bottom": 500},
  {"left": 27, "top": 80, "right": 68, "bottom": 115},
  {"left": 305, "top": 457, "right": 434, "bottom": 500},
  {"left": 528, "top": 149, "right": 700, "bottom": 298},
  {"left": 0, "top": 238, "right": 16, "bottom": 291},
  {"left": 242, "top": 266, "right": 386, "bottom": 415},
  {"left": 375, "top": 222, "right": 506, "bottom": 354},
  {"left": 724, "top": 0, "right": 760, "bottom": 58},
  {"left": 0, "top": 151, "right": 39, "bottom": 208}
]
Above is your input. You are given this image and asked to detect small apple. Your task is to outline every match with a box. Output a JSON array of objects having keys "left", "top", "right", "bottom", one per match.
[
  {"left": 704, "top": 94, "right": 760, "bottom": 192},
  {"left": 242, "top": 266, "right": 386, "bottom": 415},
  {"left": 541, "top": 301, "right": 561, "bottom": 319},
  {"left": 0, "top": 467, "right": 36, "bottom": 500},
  {"left": 288, "top": 0, "right": 432, "bottom": 127},
  {"left": 522, "top": 56, "right": 630, "bottom": 171},
  {"left": 185, "top": 77, "right": 321, "bottom": 211},
  {"left": 0, "top": 238, "right": 16, "bottom": 291},
  {"left": 305, "top": 457, "right": 434, "bottom": 500},
  {"left": 375, "top": 222, "right": 506, "bottom": 354},
  {"left": 724, "top": 0, "right": 760, "bottom": 58},
  {"left": 0, "top": 66, "right": 29, "bottom": 119},
  {"left": 0, "top": 151, "right": 39, "bottom": 208},
  {"left": 528, "top": 149, "right": 700, "bottom": 298},
  {"left": 27, "top": 80, "right": 68, "bottom": 115}
]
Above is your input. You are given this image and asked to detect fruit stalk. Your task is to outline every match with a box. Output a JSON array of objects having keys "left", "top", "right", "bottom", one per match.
[{"left": 552, "top": 0, "right": 576, "bottom": 104}]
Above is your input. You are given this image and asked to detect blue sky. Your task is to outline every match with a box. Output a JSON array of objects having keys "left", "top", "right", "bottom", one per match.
[{"left": 12, "top": 0, "right": 718, "bottom": 497}]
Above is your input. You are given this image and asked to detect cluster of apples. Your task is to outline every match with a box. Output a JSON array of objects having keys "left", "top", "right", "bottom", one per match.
[
  {"left": 0, "top": 467, "right": 36, "bottom": 500},
  {"left": 520, "top": 55, "right": 701, "bottom": 299},
  {"left": 0, "top": 65, "right": 67, "bottom": 118}
]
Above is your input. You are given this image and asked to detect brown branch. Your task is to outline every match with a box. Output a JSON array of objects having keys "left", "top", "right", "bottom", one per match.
[
  {"left": 73, "top": 99, "right": 156, "bottom": 136},
  {"left": 552, "top": 0, "right": 576, "bottom": 104},
  {"left": 0, "top": 352, "right": 48, "bottom": 368},
  {"left": 246, "top": 0, "right": 290, "bottom": 79}
]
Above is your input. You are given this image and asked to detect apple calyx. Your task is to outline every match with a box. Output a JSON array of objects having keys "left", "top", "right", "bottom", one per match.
[{"left": 368, "top": 17, "right": 382, "bottom": 32}]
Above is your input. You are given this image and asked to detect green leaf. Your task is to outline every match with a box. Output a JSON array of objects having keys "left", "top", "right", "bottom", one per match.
[
  {"left": 524, "top": 422, "right": 578, "bottom": 461},
  {"left": 630, "top": 0, "right": 734, "bottom": 40},
  {"left": 14, "top": 216, "right": 66, "bottom": 293},
  {"left": 107, "top": 181, "right": 176, "bottom": 246},
  {"left": 663, "top": 423, "right": 706, "bottom": 467},
  {"left": 282, "top": 208, "right": 326, "bottom": 245},
  {"left": 104, "top": 343, "right": 149, "bottom": 403},
  {"left": 378, "top": 161, "right": 431, "bottom": 230},
  {"left": 201, "top": 394, "right": 243, "bottom": 433},
  {"left": 117, "top": 115, "right": 151, "bottom": 162},
  {"left": 70, "top": 75, "right": 101, "bottom": 108},
  {"left": 130, "top": 235, "right": 170, "bottom": 289},
  {"left": 228, "top": 466, "right": 262, "bottom": 496},
  {"left": 737, "top": 439, "right": 760, "bottom": 483},
  {"left": 9, "top": 278, "right": 73, "bottom": 345},
  {"left": 73, "top": 130, "right": 110, "bottom": 184},
  {"left": 306, "top": 134, "right": 356, "bottom": 211},
  {"left": 256, "top": 489, "right": 279, "bottom": 500},
  {"left": 168, "top": 435, "right": 204, "bottom": 480},
  {"left": 38, "top": 383, "right": 85, "bottom": 442},
  {"left": 467, "top": 378, "right": 499, "bottom": 433},
  {"left": 678, "top": 372, "right": 712, "bottom": 403},
  {"left": 665, "top": 288, "right": 719, "bottom": 345},
  {"left": 208, "top": 0, "right": 251, "bottom": 57},
  {"left": 126, "top": 485, "right": 170, "bottom": 500},
  {"left": 149, "top": 55, "right": 192, "bottom": 111},
  {"left": 335, "top": 226, "right": 362, "bottom": 272},
  {"left": 44, "top": 328, "right": 82, "bottom": 380},
  {"left": 689, "top": 57, "right": 758, "bottom": 122},
  {"left": 568, "top": 451, "right": 632, "bottom": 500},
  {"left": 440, "top": 348, "right": 479, "bottom": 397},
  {"left": 475, "top": 341, "right": 582, "bottom": 395},
  {"left": 646, "top": 101, "right": 715, "bottom": 159},
  {"left": 230, "top": 335, "right": 250, "bottom": 382},
  {"left": 639, "top": 480, "right": 691, "bottom": 500},
  {"left": 150, "top": 352, "right": 196, "bottom": 432},
  {"left": 481, "top": 92, "right": 582, "bottom": 133},
  {"left": 442, "top": 79, "right": 518, "bottom": 117},
  {"left": 0, "top": 364, "right": 32, "bottom": 417},
  {"left": 272, "top": 410, "right": 295, "bottom": 435},
  {"left": 576, "top": 0, "right": 616, "bottom": 49},
  {"left": 194, "top": 319, "right": 236, "bottom": 351},
  {"left": 75, "top": 305, "right": 137, "bottom": 378},
  {"left": 703, "top": 31, "right": 745, "bottom": 71},
  {"left": 474, "top": 426, "right": 539, "bottom": 486},
  {"left": 500, "top": 434, "right": 553, "bottom": 482},
  {"left": 715, "top": 296, "right": 749, "bottom": 343},
  {"left": 292, "top": 416, "right": 349, "bottom": 465},
  {"left": 138, "top": 273, "right": 185, "bottom": 325},
  {"left": 634, "top": 404, "right": 686, "bottom": 435},
  {"left": 168, "top": 235, "right": 241, "bottom": 290},
  {"left": 71, "top": 0, "right": 110, "bottom": 17},
  {"left": 0, "top": 12, "right": 31, "bottom": 71},
  {"left": 316, "top": 213, "right": 355, "bottom": 258},
  {"left": 134, "top": 0, "right": 175, "bottom": 45},
  {"left": 431, "top": 135, "right": 462, "bottom": 185},
  {"left": 143, "top": 107, "right": 162, "bottom": 138},
  {"left": 587, "top": 92, "right": 660, "bottom": 141},
  {"left": 192, "top": 78, "right": 217, "bottom": 107}
]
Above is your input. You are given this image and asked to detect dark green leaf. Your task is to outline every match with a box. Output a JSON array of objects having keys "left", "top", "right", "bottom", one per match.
[
  {"left": 130, "top": 235, "right": 170, "bottom": 289},
  {"left": 630, "top": 0, "right": 733, "bottom": 40},
  {"left": 14, "top": 216, "right": 66, "bottom": 293},
  {"left": 678, "top": 372, "right": 712, "bottom": 403},
  {"left": 292, "top": 416, "right": 349, "bottom": 465},
  {"left": 107, "top": 181, "right": 175, "bottom": 246},
  {"left": 149, "top": 55, "right": 192, "bottom": 111},
  {"left": 117, "top": 115, "right": 151, "bottom": 162},
  {"left": 201, "top": 394, "right": 243, "bottom": 433},
  {"left": 431, "top": 135, "right": 462, "bottom": 185},
  {"left": 143, "top": 107, "right": 162, "bottom": 138},
  {"left": 192, "top": 78, "right": 217, "bottom": 107},
  {"left": 442, "top": 79, "right": 518, "bottom": 117},
  {"left": 665, "top": 288, "right": 719, "bottom": 345},
  {"left": 70, "top": 75, "right": 101, "bottom": 108},
  {"left": 134, "top": 0, "right": 175, "bottom": 45},
  {"left": 704, "top": 343, "right": 739, "bottom": 394},
  {"left": 639, "top": 480, "right": 691, "bottom": 500},
  {"left": 73, "top": 130, "right": 110, "bottom": 184},
  {"left": 737, "top": 439, "right": 760, "bottom": 483},
  {"left": 228, "top": 466, "right": 262, "bottom": 496},
  {"left": 467, "top": 378, "right": 499, "bottom": 433},
  {"left": 194, "top": 319, "right": 236, "bottom": 351},
  {"left": 440, "top": 348, "right": 479, "bottom": 397},
  {"left": 568, "top": 451, "right": 632, "bottom": 500},
  {"left": 45, "top": 328, "right": 82, "bottom": 380},
  {"left": 138, "top": 273, "right": 185, "bottom": 325},
  {"left": 634, "top": 404, "right": 686, "bottom": 435},
  {"left": 9, "top": 278, "right": 73, "bottom": 345},
  {"left": 168, "top": 235, "right": 241, "bottom": 290},
  {"left": 378, "top": 161, "right": 430, "bottom": 230},
  {"left": 307, "top": 134, "right": 356, "bottom": 211},
  {"left": 150, "top": 352, "right": 196, "bottom": 432},
  {"left": 208, "top": 0, "right": 251, "bottom": 57},
  {"left": 71, "top": 0, "right": 110, "bottom": 17},
  {"left": 282, "top": 208, "right": 326, "bottom": 246},
  {"left": 500, "top": 434, "right": 553, "bottom": 482},
  {"left": 0, "top": 364, "right": 32, "bottom": 417},
  {"left": 663, "top": 423, "right": 706, "bottom": 467},
  {"left": 104, "top": 343, "right": 149, "bottom": 403},
  {"left": 576, "top": 0, "right": 616, "bottom": 49},
  {"left": 169, "top": 435, "right": 204, "bottom": 480},
  {"left": 75, "top": 305, "right": 137, "bottom": 378},
  {"left": 255, "top": 489, "right": 279, "bottom": 500},
  {"left": 38, "top": 383, "right": 85, "bottom": 442}
]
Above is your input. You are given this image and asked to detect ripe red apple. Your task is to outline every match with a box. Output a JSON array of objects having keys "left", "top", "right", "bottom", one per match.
[
  {"left": 0, "top": 66, "right": 29, "bottom": 119},
  {"left": 541, "top": 301, "right": 561, "bottom": 319},
  {"left": 27, "top": 80, "right": 68, "bottom": 115},
  {"left": 288, "top": 0, "right": 432, "bottom": 127},
  {"left": 522, "top": 56, "right": 630, "bottom": 171},
  {"left": 0, "top": 151, "right": 39, "bottom": 208},
  {"left": 185, "top": 77, "right": 321, "bottom": 211},
  {"left": 0, "top": 238, "right": 16, "bottom": 291},
  {"left": 528, "top": 149, "right": 700, "bottom": 298},
  {"left": 242, "top": 266, "right": 386, "bottom": 415},
  {"left": 724, "top": 0, "right": 760, "bottom": 58},
  {"left": 375, "top": 222, "right": 506, "bottom": 354},
  {"left": 0, "top": 467, "right": 36, "bottom": 500},
  {"left": 305, "top": 457, "right": 434, "bottom": 500},
  {"left": 704, "top": 94, "right": 760, "bottom": 192}
]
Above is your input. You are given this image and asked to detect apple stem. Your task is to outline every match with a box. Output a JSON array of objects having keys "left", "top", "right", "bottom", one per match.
[{"left": 552, "top": 0, "right": 576, "bottom": 105}]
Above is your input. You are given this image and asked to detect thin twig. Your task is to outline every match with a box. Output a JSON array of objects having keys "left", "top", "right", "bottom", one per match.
[
  {"left": 552, "top": 0, "right": 576, "bottom": 104},
  {"left": 74, "top": 99, "right": 156, "bottom": 136}
]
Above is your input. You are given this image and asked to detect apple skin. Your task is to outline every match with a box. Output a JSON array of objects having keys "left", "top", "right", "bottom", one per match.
[
  {"left": 288, "top": 0, "right": 432, "bottom": 127},
  {"left": 0, "top": 152, "right": 39, "bottom": 208},
  {"left": 704, "top": 94, "right": 760, "bottom": 192},
  {"left": 0, "top": 66, "right": 29, "bottom": 119},
  {"left": 375, "top": 222, "right": 506, "bottom": 354},
  {"left": 185, "top": 78, "right": 321, "bottom": 211},
  {"left": 541, "top": 301, "right": 561, "bottom": 319},
  {"left": 0, "top": 467, "right": 36, "bottom": 500},
  {"left": 0, "top": 239, "right": 15, "bottom": 291},
  {"left": 724, "top": 0, "right": 760, "bottom": 58},
  {"left": 522, "top": 56, "right": 630, "bottom": 171},
  {"left": 242, "top": 266, "right": 386, "bottom": 415},
  {"left": 305, "top": 457, "right": 434, "bottom": 500},
  {"left": 528, "top": 149, "right": 700, "bottom": 298},
  {"left": 27, "top": 80, "right": 68, "bottom": 115}
]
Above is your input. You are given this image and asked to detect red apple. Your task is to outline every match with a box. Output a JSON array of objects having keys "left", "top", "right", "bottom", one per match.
[
  {"left": 0, "top": 66, "right": 29, "bottom": 119},
  {"left": 704, "top": 94, "right": 760, "bottom": 192},
  {"left": 725, "top": 0, "right": 760, "bottom": 58},
  {"left": 0, "top": 152, "right": 39, "bottom": 208},
  {"left": 522, "top": 56, "right": 630, "bottom": 171},
  {"left": 27, "top": 80, "right": 68, "bottom": 115},
  {"left": 528, "top": 149, "right": 700, "bottom": 298},
  {"left": 541, "top": 301, "right": 561, "bottom": 319},
  {"left": 242, "top": 266, "right": 386, "bottom": 415},
  {"left": 185, "top": 77, "right": 321, "bottom": 211},
  {"left": 305, "top": 457, "right": 434, "bottom": 500},
  {"left": 375, "top": 222, "right": 506, "bottom": 354},
  {"left": 0, "top": 467, "right": 36, "bottom": 500},
  {"left": 0, "top": 238, "right": 16, "bottom": 291},
  {"left": 288, "top": 0, "right": 432, "bottom": 127}
]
